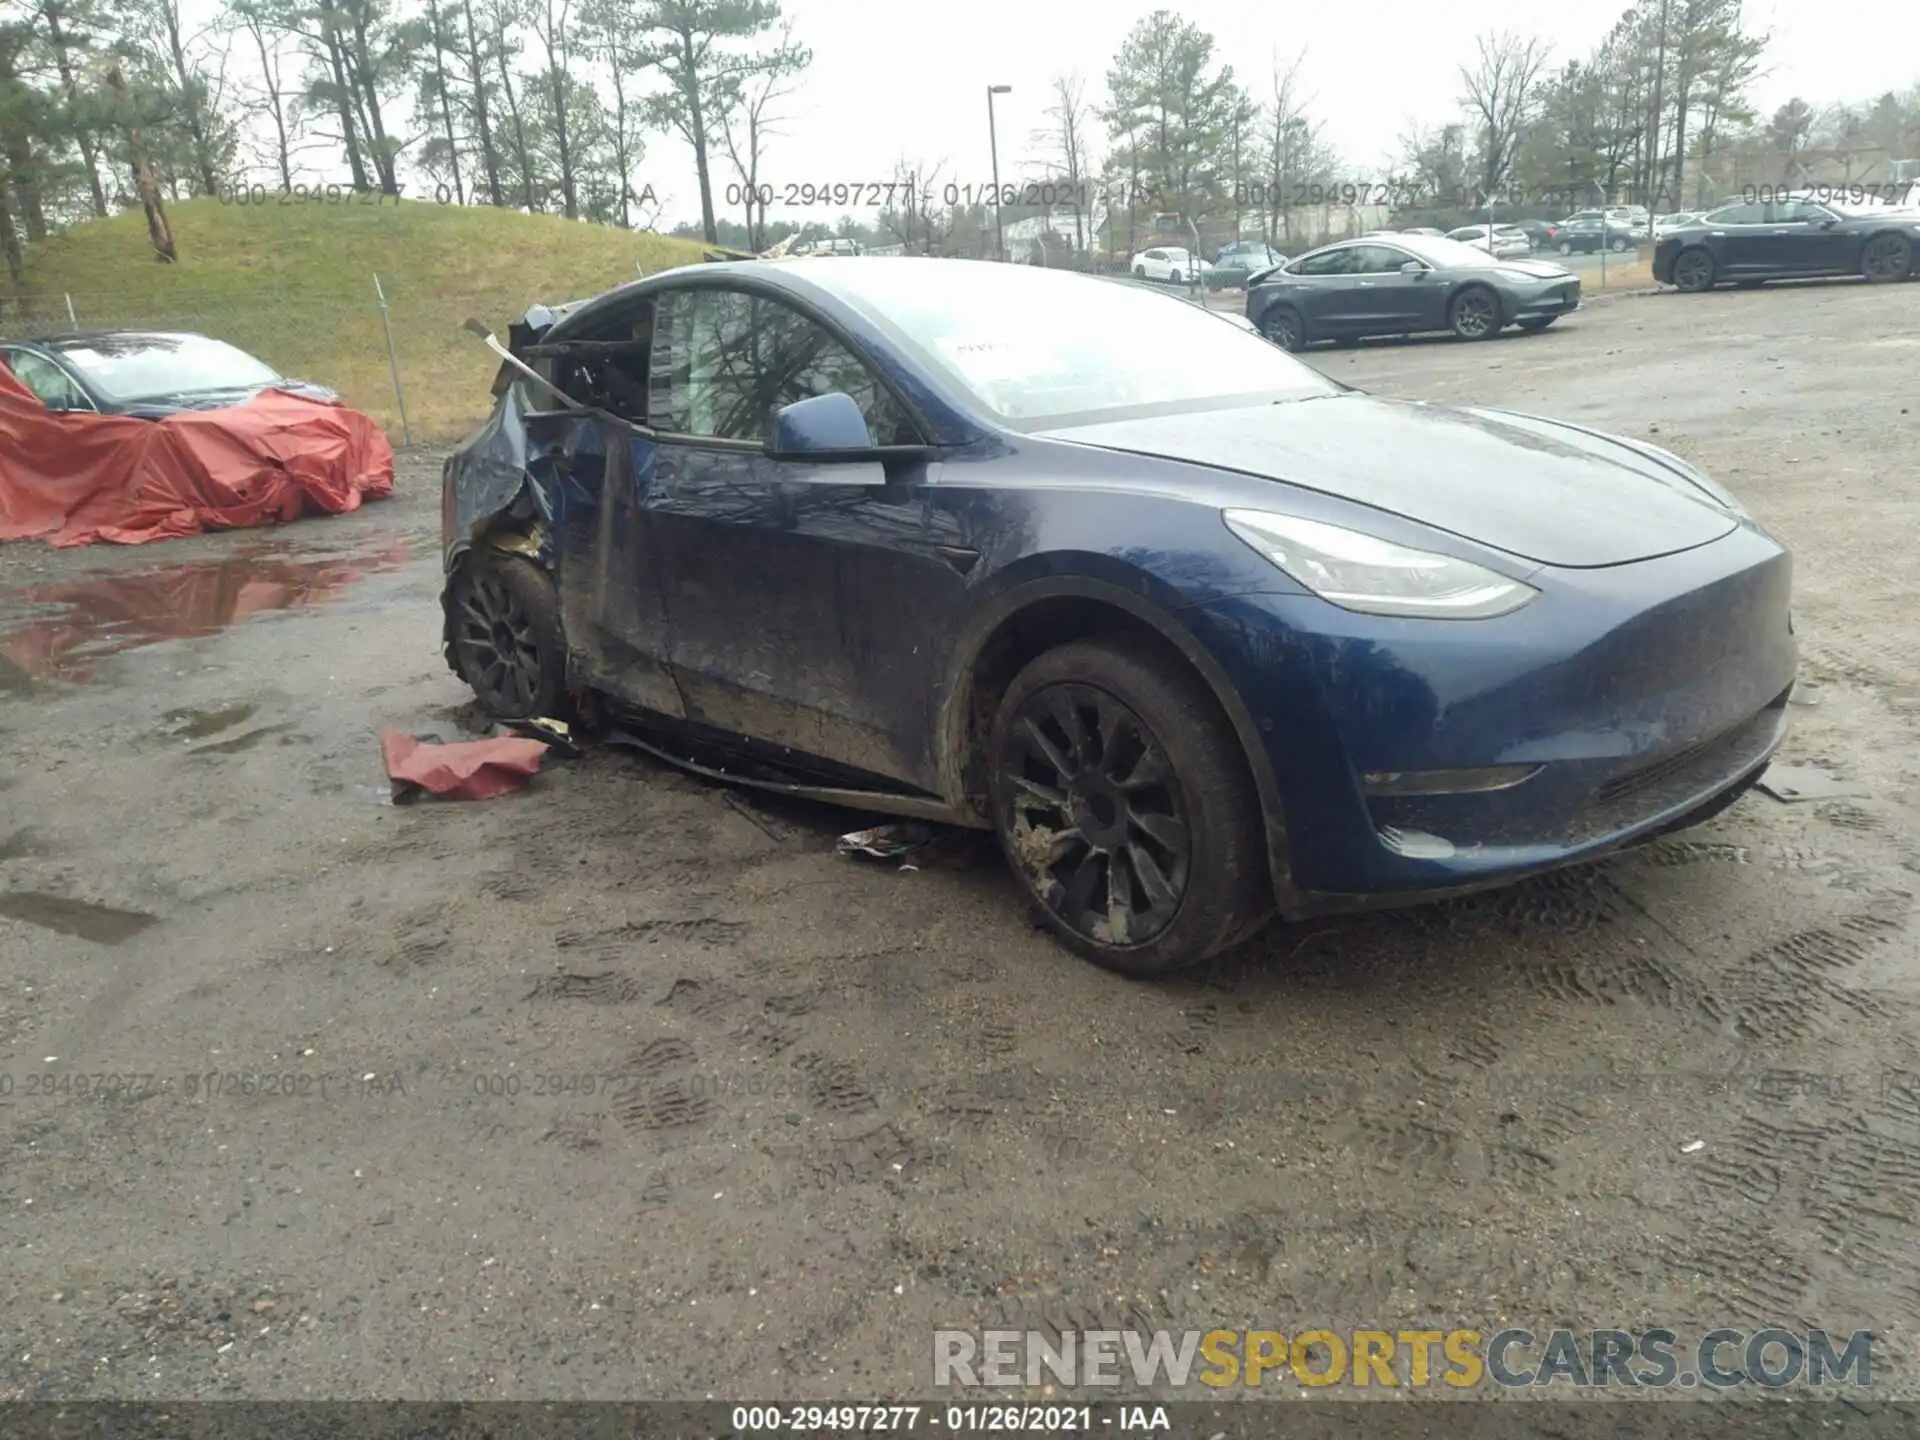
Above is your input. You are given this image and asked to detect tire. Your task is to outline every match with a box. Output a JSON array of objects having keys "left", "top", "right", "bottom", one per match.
[
  {"left": 1170, "top": 270, "right": 1184, "bottom": 285},
  {"left": 1609, "top": 236, "right": 1629, "bottom": 253},
  {"left": 1133, "top": 265, "right": 1147, "bottom": 279},
  {"left": 1448, "top": 284, "right": 1502, "bottom": 340},
  {"left": 1672, "top": 247, "right": 1716, "bottom": 293},
  {"left": 988, "top": 635, "right": 1267, "bottom": 977},
  {"left": 1861, "top": 232, "right": 1913, "bottom": 283},
  {"left": 1516, "top": 316, "right": 1556, "bottom": 332},
  {"left": 1557, "top": 241, "right": 1572, "bottom": 255},
  {"left": 1259, "top": 304, "right": 1305, "bottom": 351},
  {"left": 445, "top": 550, "right": 568, "bottom": 720}
]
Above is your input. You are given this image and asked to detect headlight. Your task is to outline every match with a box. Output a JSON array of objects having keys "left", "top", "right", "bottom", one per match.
[{"left": 1222, "top": 510, "right": 1538, "bottom": 619}]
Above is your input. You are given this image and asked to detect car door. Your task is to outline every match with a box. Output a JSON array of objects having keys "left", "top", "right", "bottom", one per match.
[
  {"left": 1696, "top": 201, "right": 1769, "bottom": 274},
  {"left": 1341, "top": 243, "right": 1432, "bottom": 334},
  {"left": 1139, "top": 249, "right": 1166, "bottom": 280},
  {"left": 1767, "top": 199, "right": 1853, "bottom": 274},
  {"left": 639, "top": 282, "right": 970, "bottom": 790},
  {"left": 1276, "top": 245, "right": 1360, "bottom": 333}
]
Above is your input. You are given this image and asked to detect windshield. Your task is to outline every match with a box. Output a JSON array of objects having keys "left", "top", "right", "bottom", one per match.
[
  {"left": 53, "top": 334, "right": 282, "bottom": 401},
  {"left": 813, "top": 259, "right": 1339, "bottom": 426}
]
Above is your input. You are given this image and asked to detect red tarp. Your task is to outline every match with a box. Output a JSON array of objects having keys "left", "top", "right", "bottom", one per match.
[
  {"left": 381, "top": 729, "right": 550, "bottom": 801},
  {"left": 0, "top": 361, "right": 395, "bottom": 548}
]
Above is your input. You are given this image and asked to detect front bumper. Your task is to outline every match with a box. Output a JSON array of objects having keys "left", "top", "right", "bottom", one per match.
[
  {"left": 1184, "top": 524, "right": 1795, "bottom": 911},
  {"left": 1510, "top": 277, "right": 1582, "bottom": 319}
]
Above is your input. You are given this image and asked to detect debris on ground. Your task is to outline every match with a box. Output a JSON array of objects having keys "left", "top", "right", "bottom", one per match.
[
  {"left": 836, "top": 821, "right": 995, "bottom": 871},
  {"left": 503, "top": 716, "right": 581, "bottom": 758},
  {"left": 379, "top": 729, "right": 548, "bottom": 802},
  {"left": 1756, "top": 765, "right": 1863, "bottom": 803},
  {"left": 837, "top": 821, "right": 940, "bottom": 861}
]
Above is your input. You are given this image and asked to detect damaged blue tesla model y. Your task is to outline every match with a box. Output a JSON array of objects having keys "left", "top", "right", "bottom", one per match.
[{"left": 440, "top": 257, "right": 1795, "bottom": 977}]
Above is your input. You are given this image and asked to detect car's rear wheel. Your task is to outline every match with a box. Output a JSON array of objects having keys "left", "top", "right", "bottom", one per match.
[
  {"left": 1672, "top": 248, "right": 1716, "bottom": 292},
  {"left": 1609, "top": 236, "right": 1629, "bottom": 252},
  {"left": 989, "top": 637, "right": 1266, "bottom": 977},
  {"left": 1557, "top": 240, "right": 1572, "bottom": 255},
  {"left": 446, "top": 550, "right": 567, "bottom": 720},
  {"left": 1517, "top": 316, "right": 1556, "bottom": 332},
  {"left": 1861, "top": 233, "right": 1913, "bottom": 283},
  {"left": 1449, "top": 285, "right": 1501, "bottom": 340},
  {"left": 1260, "top": 305, "right": 1305, "bottom": 351}
]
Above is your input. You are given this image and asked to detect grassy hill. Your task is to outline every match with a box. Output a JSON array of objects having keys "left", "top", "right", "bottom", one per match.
[{"left": 11, "top": 199, "right": 714, "bottom": 442}]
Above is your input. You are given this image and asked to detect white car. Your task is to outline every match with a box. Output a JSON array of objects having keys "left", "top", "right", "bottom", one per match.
[
  {"left": 1652, "top": 211, "right": 1704, "bottom": 235},
  {"left": 1445, "top": 224, "right": 1532, "bottom": 260},
  {"left": 1130, "top": 247, "right": 1210, "bottom": 284}
]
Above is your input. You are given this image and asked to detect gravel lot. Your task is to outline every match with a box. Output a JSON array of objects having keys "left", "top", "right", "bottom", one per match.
[{"left": 2, "top": 276, "right": 1917, "bottom": 1407}]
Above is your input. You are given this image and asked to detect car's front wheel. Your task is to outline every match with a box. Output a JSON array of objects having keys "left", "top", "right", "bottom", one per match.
[
  {"left": 1449, "top": 285, "right": 1502, "bottom": 340},
  {"left": 445, "top": 550, "right": 568, "bottom": 719},
  {"left": 989, "top": 636, "right": 1267, "bottom": 977},
  {"left": 1672, "top": 248, "right": 1716, "bottom": 292},
  {"left": 1133, "top": 265, "right": 1147, "bottom": 279},
  {"left": 1609, "top": 236, "right": 1629, "bottom": 252},
  {"left": 1557, "top": 241, "right": 1573, "bottom": 255},
  {"left": 1169, "top": 269, "right": 1184, "bottom": 285}
]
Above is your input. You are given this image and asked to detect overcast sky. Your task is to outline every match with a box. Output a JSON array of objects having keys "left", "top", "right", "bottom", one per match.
[
  {"left": 197, "top": 0, "right": 1920, "bottom": 227},
  {"left": 633, "top": 0, "right": 1918, "bottom": 228}
]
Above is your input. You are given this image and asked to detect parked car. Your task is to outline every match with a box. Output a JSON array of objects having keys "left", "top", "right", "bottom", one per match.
[
  {"left": 1131, "top": 247, "right": 1210, "bottom": 284},
  {"left": 1245, "top": 234, "right": 1580, "bottom": 351},
  {"left": 1553, "top": 217, "right": 1638, "bottom": 254},
  {"left": 441, "top": 257, "right": 1790, "bottom": 977},
  {"left": 1653, "top": 196, "right": 1920, "bottom": 290},
  {"left": 1513, "top": 219, "right": 1562, "bottom": 249},
  {"left": 1652, "top": 211, "right": 1705, "bottom": 236},
  {"left": 1445, "top": 224, "right": 1533, "bottom": 259},
  {"left": 0, "top": 331, "right": 338, "bottom": 417},
  {"left": 441, "top": 257, "right": 1789, "bottom": 983},
  {"left": 793, "top": 237, "right": 863, "bottom": 257},
  {"left": 1207, "top": 241, "right": 1289, "bottom": 290},
  {"left": 1399, "top": 227, "right": 1447, "bottom": 237}
]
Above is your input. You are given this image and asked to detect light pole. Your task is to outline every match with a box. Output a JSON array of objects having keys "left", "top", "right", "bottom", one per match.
[{"left": 987, "top": 84, "right": 1011, "bottom": 260}]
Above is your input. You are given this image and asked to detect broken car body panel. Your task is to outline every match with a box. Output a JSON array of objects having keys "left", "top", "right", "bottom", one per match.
[{"left": 440, "top": 258, "right": 1795, "bottom": 919}]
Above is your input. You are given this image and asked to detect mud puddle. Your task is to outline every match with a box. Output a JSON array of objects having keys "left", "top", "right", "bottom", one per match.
[
  {"left": 0, "top": 892, "right": 159, "bottom": 944},
  {"left": 0, "top": 538, "right": 411, "bottom": 685}
]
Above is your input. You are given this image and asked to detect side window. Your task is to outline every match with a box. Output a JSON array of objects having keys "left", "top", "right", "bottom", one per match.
[
  {"left": 6, "top": 351, "right": 88, "bottom": 409},
  {"left": 1774, "top": 200, "right": 1833, "bottom": 224},
  {"left": 648, "top": 289, "right": 914, "bottom": 446},
  {"left": 1348, "top": 245, "right": 1408, "bottom": 274},
  {"left": 1706, "top": 202, "right": 1766, "bottom": 225},
  {"left": 1289, "top": 247, "right": 1354, "bottom": 276}
]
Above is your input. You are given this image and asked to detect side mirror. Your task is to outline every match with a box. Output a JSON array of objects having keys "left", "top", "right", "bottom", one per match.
[
  {"left": 766, "top": 392, "right": 873, "bottom": 457},
  {"left": 1400, "top": 261, "right": 1428, "bottom": 277}
]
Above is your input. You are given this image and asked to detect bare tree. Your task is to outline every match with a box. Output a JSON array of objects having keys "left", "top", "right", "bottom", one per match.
[
  {"left": 715, "top": 18, "right": 805, "bottom": 250},
  {"left": 1261, "top": 49, "right": 1315, "bottom": 242},
  {"left": 1034, "top": 72, "right": 1094, "bottom": 252},
  {"left": 1459, "top": 30, "right": 1549, "bottom": 203}
]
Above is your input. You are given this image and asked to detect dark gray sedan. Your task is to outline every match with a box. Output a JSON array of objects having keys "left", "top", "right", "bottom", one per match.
[{"left": 1245, "top": 234, "right": 1582, "bottom": 350}]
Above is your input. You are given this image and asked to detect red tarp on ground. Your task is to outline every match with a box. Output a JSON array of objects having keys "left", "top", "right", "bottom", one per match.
[
  {"left": 380, "top": 729, "right": 550, "bottom": 800},
  {"left": 0, "top": 362, "right": 395, "bottom": 548}
]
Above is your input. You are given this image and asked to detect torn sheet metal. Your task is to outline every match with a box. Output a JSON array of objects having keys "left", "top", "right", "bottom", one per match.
[{"left": 1756, "top": 765, "right": 1863, "bottom": 803}]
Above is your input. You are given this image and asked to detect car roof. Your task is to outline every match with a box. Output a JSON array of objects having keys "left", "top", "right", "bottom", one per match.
[{"left": 3, "top": 329, "right": 216, "bottom": 350}]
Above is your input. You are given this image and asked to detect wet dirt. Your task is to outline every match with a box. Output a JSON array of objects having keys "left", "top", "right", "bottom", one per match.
[
  {"left": 1, "top": 286, "right": 1919, "bottom": 1405},
  {"left": 0, "top": 893, "right": 159, "bottom": 945}
]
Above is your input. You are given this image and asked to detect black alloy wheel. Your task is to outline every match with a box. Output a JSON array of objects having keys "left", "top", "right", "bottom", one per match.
[
  {"left": 1861, "top": 233, "right": 1913, "bottom": 283},
  {"left": 989, "top": 637, "right": 1267, "bottom": 976},
  {"left": 1261, "top": 306, "right": 1305, "bottom": 351},
  {"left": 447, "top": 552, "right": 566, "bottom": 719},
  {"left": 1672, "top": 248, "right": 1716, "bottom": 292},
  {"left": 1450, "top": 286, "right": 1501, "bottom": 340}
]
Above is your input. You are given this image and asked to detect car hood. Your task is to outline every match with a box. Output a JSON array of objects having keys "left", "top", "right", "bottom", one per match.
[
  {"left": 1490, "top": 258, "right": 1571, "bottom": 279},
  {"left": 1038, "top": 394, "right": 1739, "bottom": 569}
]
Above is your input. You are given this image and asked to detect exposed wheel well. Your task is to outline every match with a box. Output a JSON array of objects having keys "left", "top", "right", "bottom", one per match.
[{"left": 954, "top": 597, "right": 1277, "bottom": 896}]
